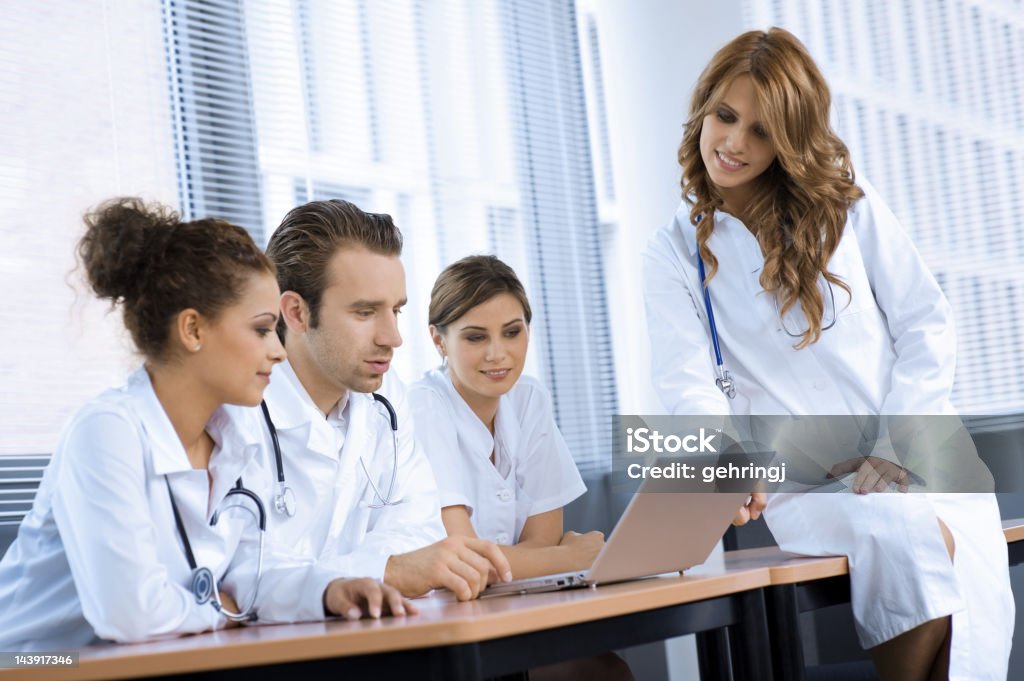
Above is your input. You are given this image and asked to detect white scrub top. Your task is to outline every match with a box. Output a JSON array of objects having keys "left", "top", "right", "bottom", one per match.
[
  {"left": 0, "top": 368, "right": 338, "bottom": 651},
  {"left": 409, "top": 367, "right": 586, "bottom": 545},
  {"left": 643, "top": 179, "right": 1013, "bottom": 680},
  {"left": 250, "top": 360, "right": 446, "bottom": 590}
]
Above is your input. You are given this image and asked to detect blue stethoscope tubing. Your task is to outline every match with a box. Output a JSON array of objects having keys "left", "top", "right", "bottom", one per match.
[
  {"left": 697, "top": 254, "right": 737, "bottom": 399},
  {"left": 697, "top": 249, "right": 839, "bottom": 401},
  {"left": 261, "top": 392, "right": 399, "bottom": 516}
]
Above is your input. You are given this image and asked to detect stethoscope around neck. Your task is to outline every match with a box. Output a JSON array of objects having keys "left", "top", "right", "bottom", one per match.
[
  {"left": 260, "top": 392, "right": 400, "bottom": 517},
  {"left": 695, "top": 223, "right": 837, "bottom": 401},
  {"left": 165, "top": 477, "right": 265, "bottom": 621}
]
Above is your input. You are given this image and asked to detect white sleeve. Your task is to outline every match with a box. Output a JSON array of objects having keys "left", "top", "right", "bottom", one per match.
[
  {"left": 222, "top": 537, "right": 338, "bottom": 624},
  {"left": 851, "top": 179, "right": 957, "bottom": 415},
  {"left": 642, "top": 230, "right": 732, "bottom": 416},
  {"left": 517, "top": 382, "right": 586, "bottom": 517},
  {"left": 52, "top": 409, "right": 224, "bottom": 642},
  {"left": 216, "top": 453, "right": 339, "bottom": 625},
  {"left": 315, "top": 381, "right": 446, "bottom": 580},
  {"left": 408, "top": 384, "right": 475, "bottom": 512}
]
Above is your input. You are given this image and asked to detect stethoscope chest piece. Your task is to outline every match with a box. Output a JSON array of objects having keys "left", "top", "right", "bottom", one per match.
[
  {"left": 275, "top": 485, "right": 297, "bottom": 517},
  {"left": 715, "top": 372, "right": 737, "bottom": 399},
  {"left": 191, "top": 566, "right": 215, "bottom": 605}
]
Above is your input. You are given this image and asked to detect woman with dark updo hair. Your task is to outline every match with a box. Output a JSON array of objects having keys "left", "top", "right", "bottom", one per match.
[{"left": 0, "top": 199, "right": 412, "bottom": 651}]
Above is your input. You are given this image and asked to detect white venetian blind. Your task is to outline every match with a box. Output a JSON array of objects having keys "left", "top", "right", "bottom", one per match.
[
  {"left": 0, "top": 2, "right": 178, "bottom": 455},
  {"left": 167, "top": 0, "right": 618, "bottom": 472},
  {"left": 163, "top": 0, "right": 264, "bottom": 238},
  {"left": 745, "top": 0, "right": 1024, "bottom": 415}
]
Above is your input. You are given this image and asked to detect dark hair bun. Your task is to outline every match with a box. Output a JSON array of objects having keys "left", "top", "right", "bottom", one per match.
[
  {"left": 77, "top": 197, "right": 274, "bottom": 359},
  {"left": 79, "top": 197, "right": 179, "bottom": 303}
]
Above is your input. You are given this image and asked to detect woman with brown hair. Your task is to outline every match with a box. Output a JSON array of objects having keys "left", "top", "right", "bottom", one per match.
[
  {"left": 410, "top": 255, "right": 601, "bottom": 580},
  {"left": 410, "top": 255, "right": 632, "bottom": 681},
  {"left": 643, "top": 28, "right": 1012, "bottom": 681},
  {"left": 0, "top": 199, "right": 412, "bottom": 651}
]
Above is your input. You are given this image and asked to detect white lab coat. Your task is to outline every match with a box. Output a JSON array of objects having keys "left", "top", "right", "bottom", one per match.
[
  {"left": 0, "top": 368, "right": 338, "bottom": 651},
  {"left": 249, "top": 361, "right": 446, "bottom": 605},
  {"left": 643, "top": 179, "right": 1013, "bottom": 680},
  {"left": 409, "top": 368, "right": 586, "bottom": 545}
]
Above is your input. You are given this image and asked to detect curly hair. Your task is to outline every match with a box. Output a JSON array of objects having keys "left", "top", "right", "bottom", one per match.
[
  {"left": 679, "top": 27, "right": 864, "bottom": 348},
  {"left": 78, "top": 198, "right": 274, "bottom": 360}
]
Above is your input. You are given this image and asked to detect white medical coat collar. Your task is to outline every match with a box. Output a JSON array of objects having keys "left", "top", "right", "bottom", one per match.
[
  {"left": 265, "top": 359, "right": 384, "bottom": 461},
  {"left": 127, "top": 367, "right": 261, "bottom": 506},
  {"left": 431, "top": 367, "right": 516, "bottom": 476},
  {"left": 675, "top": 201, "right": 699, "bottom": 256},
  {"left": 676, "top": 201, "right": 749, "bottom": 257},
  {"left": 264, "top": 356, "right": 352, "bottom": 426}
]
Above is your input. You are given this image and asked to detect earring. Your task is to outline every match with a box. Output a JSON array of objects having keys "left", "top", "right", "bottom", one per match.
[
  {"left": 441, "top": 355, "right": 448, "bottom": 370},
  {"left": 193, "top": 344, "right": 201, "bottom": 352}
]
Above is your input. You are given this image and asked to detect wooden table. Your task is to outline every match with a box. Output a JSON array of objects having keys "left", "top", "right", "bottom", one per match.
[
  {"left": 12, "top": 525, "right": 1015, "bottom": 681},
  {"left": 1, "top": 556, "right": 774, "bottom": 681},
  {"left": 693, "top": 548, "right": 848, "bottom": 681},
  {"left": 736, "top": 519, "right": 1024, "bottom": 681}
]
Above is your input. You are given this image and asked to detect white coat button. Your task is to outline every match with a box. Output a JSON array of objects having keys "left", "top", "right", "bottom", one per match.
[
  {"left": 497, "top": 489, "right": 513, "bottom": 502},
  {"left": 496, "top": 532, "right": 511, "bottom": 544},
  {"left": 813, "top": 381, "right": 826, "bottom": 391}
]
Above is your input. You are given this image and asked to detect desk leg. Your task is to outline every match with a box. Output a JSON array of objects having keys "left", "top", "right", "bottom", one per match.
[
  {"left": 696, "top": 628, "right": 731, "bottom": 681},
  {"left": 1009, "top": 540, "right": 1024, "bottom": 567},
  {"left": 729, "top": 589, "right": 773, "bottom": 681},
  {"left": 766, "top": 584, "right": 805, "bottom": 681},
  {"left": 431, "top": 643, "right": 484, "bottom": 681}
]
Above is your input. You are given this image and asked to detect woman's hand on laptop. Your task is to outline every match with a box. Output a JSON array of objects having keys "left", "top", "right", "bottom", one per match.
[
  {"left": 558, "top": 530, "right": 605, "bottom": 569},
  {"left": 732, "top": 492, "right": 767, "bottom": 526}
]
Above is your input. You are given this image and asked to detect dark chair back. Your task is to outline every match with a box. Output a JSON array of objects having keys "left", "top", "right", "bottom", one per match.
[{"left": 0, "top": 455, "right": 49, "bottom": 558}]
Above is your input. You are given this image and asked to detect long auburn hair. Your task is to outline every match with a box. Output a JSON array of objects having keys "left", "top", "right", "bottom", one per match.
[{"left": 679, "top": 28, "right": 863, "bottom": 348}]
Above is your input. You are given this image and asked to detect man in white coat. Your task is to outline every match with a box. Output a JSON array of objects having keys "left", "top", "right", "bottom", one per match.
[{"left": 255, "top": 199, "right": 511, "bottom": 614}]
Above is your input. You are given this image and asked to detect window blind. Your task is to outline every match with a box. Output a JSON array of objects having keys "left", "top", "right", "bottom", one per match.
[
  {"left": 168, "top": 0, "right": 618, "bottom": 472},
  {"left": 163, "top": 0, "right": 264, "bottom": 239}
]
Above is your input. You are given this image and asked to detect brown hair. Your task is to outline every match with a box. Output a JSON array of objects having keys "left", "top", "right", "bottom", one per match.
[
  {"left": 266, "top": 199, "right": 403, "bottom": 340},
  {"left": 679, "top": 27, "right": 864, "bottom": 348},
  {"left": 78, "top": 197, "right": 275, "bottom": 360},
  {"left": 429, "top": 255, "right": 532, "bottom": 332}
]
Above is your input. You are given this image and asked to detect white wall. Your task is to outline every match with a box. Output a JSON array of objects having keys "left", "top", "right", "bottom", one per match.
[
  {"left": 584, "top": 0, "right": 745, "bottom": 419},
  {"left": 0, "top": 1, "right": 178, "bottom": 454}
]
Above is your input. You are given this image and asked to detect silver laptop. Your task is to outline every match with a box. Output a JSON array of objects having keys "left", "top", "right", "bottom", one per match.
[{"left": 481, "top": 456, "right": 764, "bottom": 598}]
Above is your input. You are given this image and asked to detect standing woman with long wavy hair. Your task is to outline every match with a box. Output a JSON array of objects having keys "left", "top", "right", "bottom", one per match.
[{"left": 643, "top": 28, "right": 1012, "bottom": 681}]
